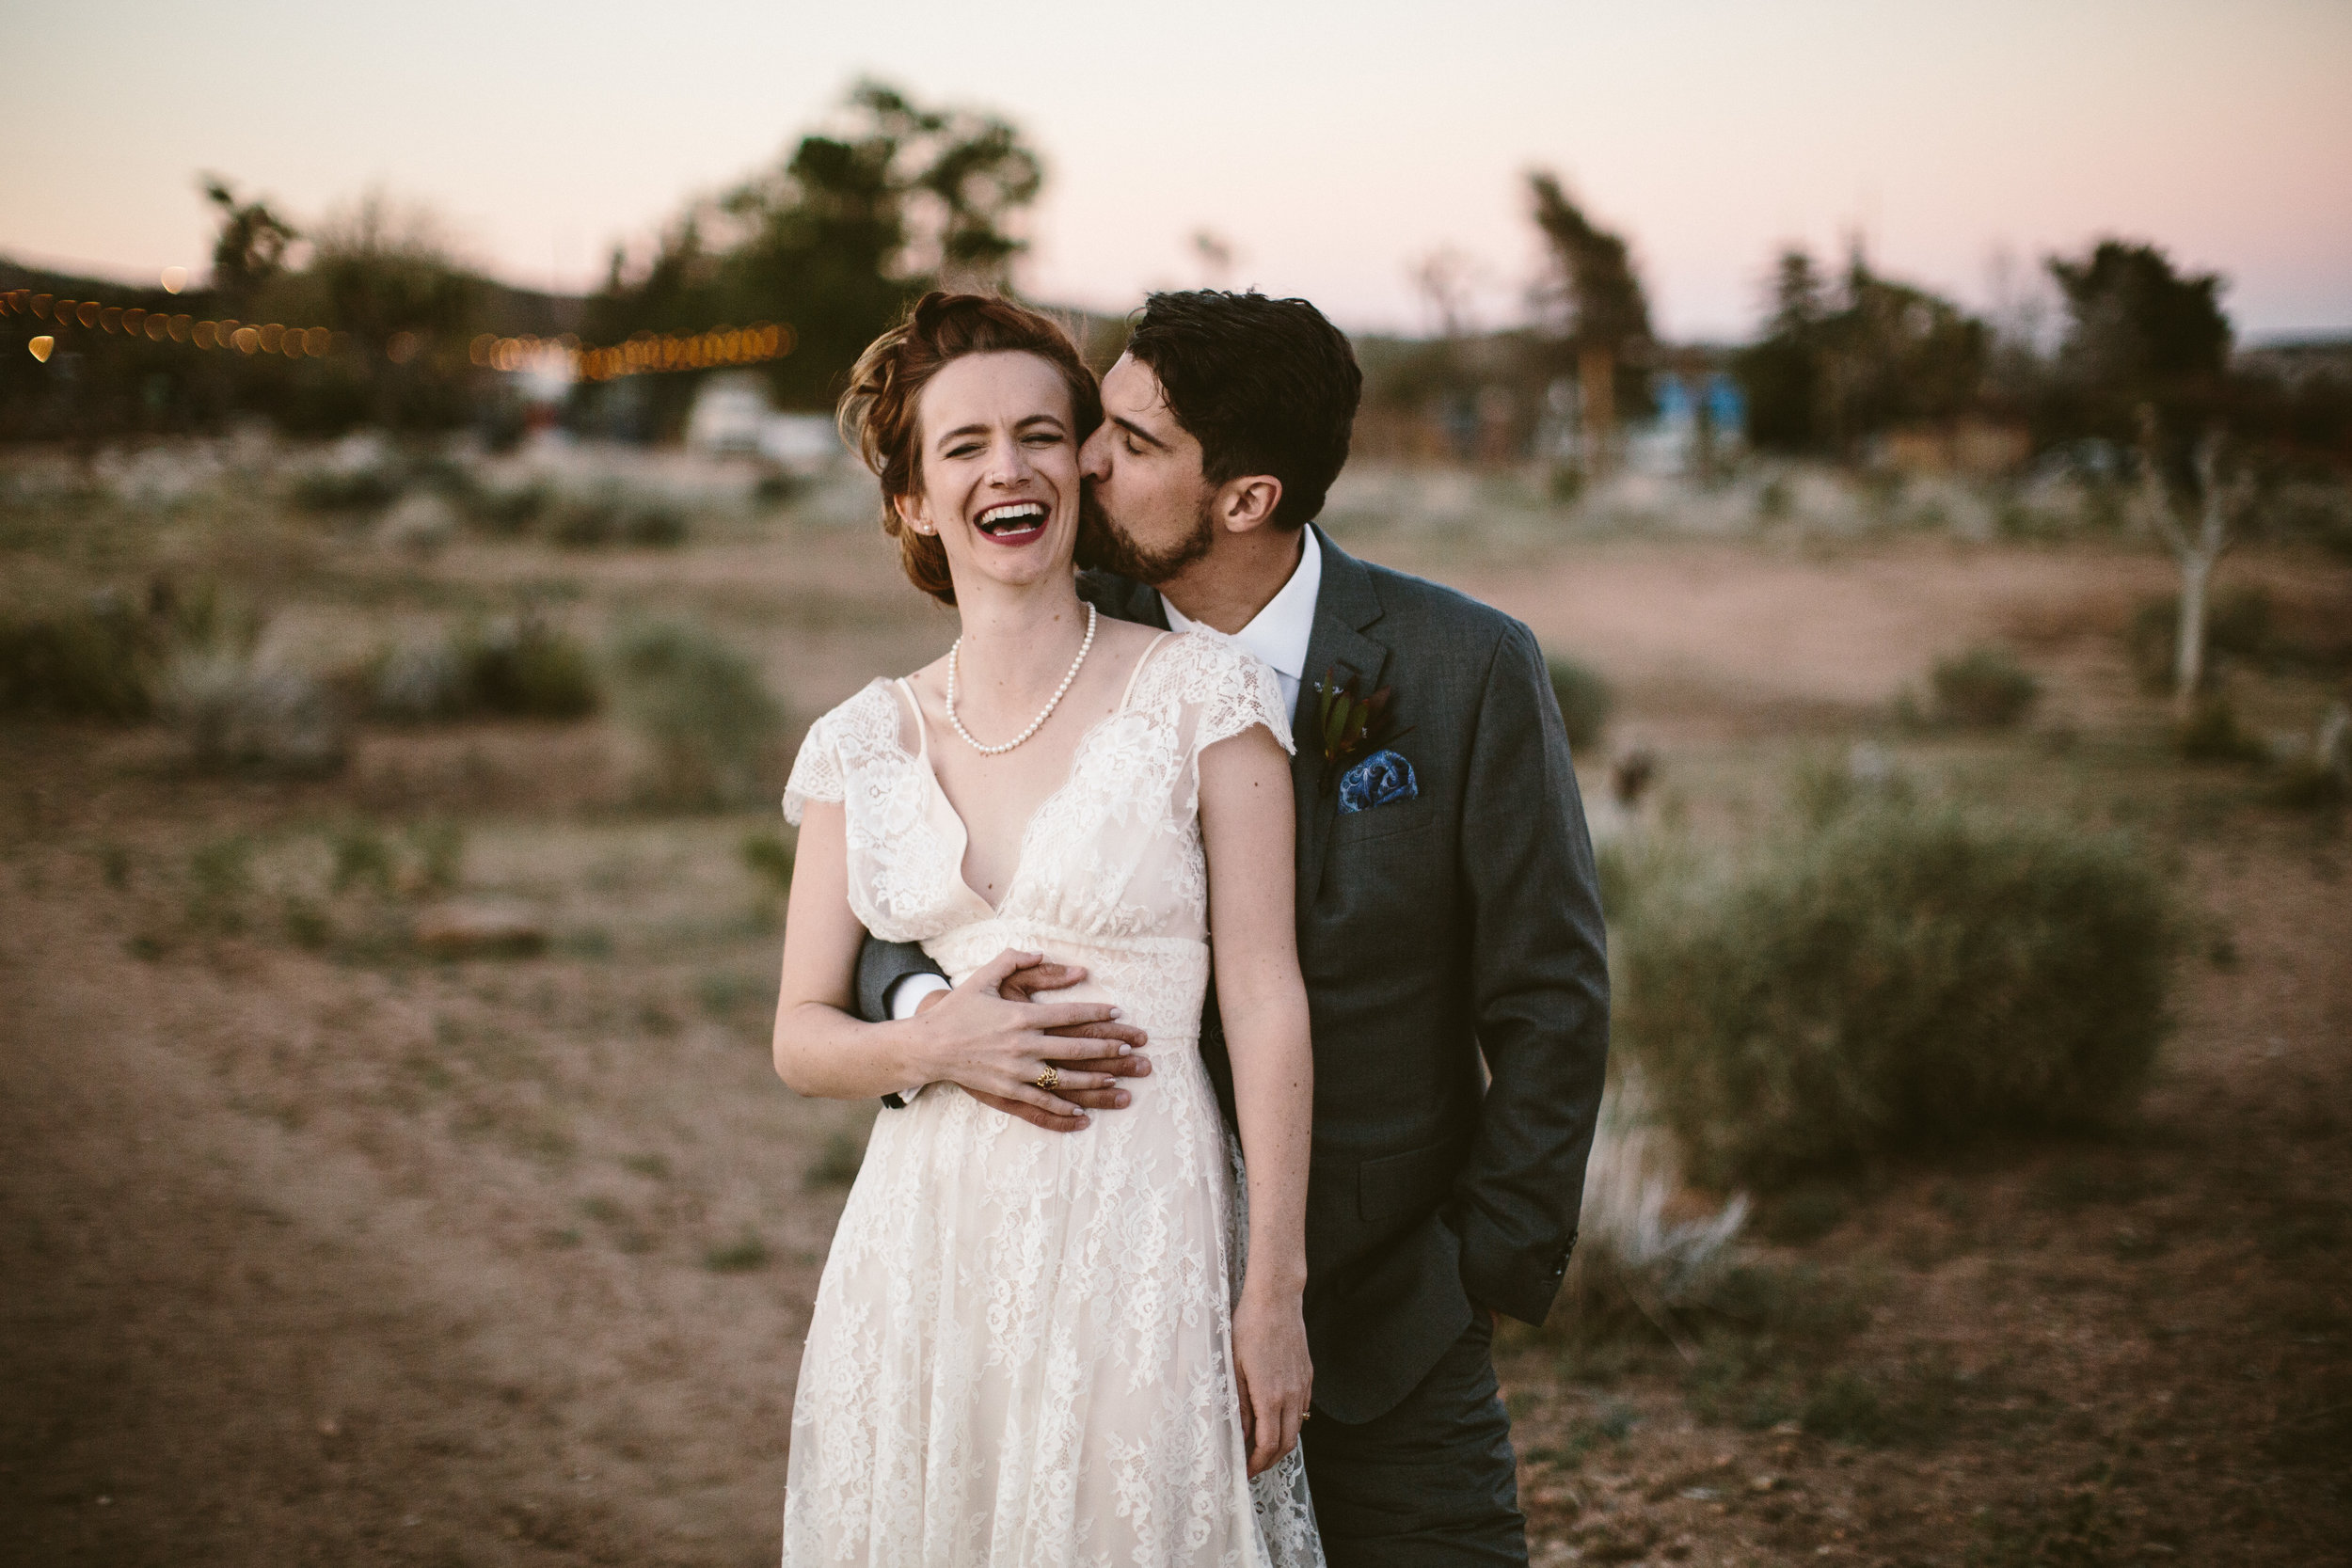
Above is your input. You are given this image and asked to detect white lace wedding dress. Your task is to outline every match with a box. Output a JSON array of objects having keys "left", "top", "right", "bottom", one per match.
[{"left": 778, "top": 628, "right": 1324, "bottom": 1568}]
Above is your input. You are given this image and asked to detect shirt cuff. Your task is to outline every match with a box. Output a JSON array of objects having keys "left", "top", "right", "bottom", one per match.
[
  {"left": 887, "top": 973, "right": 950, "bottom": 1019},
  {"left": 882, "top": 974, "right": 951, "bottom": 1105}
]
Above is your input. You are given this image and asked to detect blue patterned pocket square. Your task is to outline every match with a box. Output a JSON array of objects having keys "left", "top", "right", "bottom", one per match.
[{"left": 1338, "top": 749, "right": 1419, "bottom": 814}]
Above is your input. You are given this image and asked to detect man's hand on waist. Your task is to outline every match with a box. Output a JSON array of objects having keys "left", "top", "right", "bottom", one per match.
[{"left": 915, "top": 957, "right": 1152, "bottom": 1134}]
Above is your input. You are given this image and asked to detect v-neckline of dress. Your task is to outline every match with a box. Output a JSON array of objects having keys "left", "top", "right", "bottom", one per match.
[{"left": 895, "top": 630, "right": 1174, "bottom": 919}]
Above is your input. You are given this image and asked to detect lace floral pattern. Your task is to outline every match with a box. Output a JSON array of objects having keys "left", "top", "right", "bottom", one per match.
[{"left": 780, "top": 632, "right": 1319, "bottom": 1567}]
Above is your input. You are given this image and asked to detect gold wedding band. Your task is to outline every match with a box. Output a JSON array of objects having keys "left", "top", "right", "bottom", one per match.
[{"left": 1035, "top": 1065, "right": 1060, "bottom": 1091}]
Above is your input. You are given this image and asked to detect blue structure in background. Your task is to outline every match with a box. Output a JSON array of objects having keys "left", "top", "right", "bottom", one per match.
[
  {"left": 1629, "top": 371, "right": 1747, "bottom": 475},
  {"left": 1705, "top": 372, "right": 1745, "bottom": 441}
]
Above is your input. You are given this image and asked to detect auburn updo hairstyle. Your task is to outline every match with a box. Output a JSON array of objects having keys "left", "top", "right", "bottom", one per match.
[{"left": 836, "top": 292, "right": 1104, "bottom": 607}]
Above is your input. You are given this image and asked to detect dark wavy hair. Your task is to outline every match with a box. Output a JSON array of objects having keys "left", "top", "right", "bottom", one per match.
[
  {"left": 1122, "top": 290, "right": 1362, "bottom": 530},
  {"left": 837, "top": 292, "right": 1104, "bottom": 606}
]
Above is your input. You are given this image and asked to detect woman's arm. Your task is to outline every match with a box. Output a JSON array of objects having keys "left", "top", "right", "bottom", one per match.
[
  {"left": 1198, "top": 724, "right": 1314, "bottom": 1477},
  {"left": 771, "top": 800, "right": 1136, "bottom": 1115}
]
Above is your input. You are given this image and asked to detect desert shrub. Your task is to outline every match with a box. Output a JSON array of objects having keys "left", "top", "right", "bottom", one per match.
[
  {"left": 372, "top": 613, "right": 598, "bottom": 722},
  {"left": 467, "top": 479, "right": 550, "bottom": 535},
  {"left": 609, "top": 620, "right": 783, "bottom": 808},
  {"left": 408, "top": 818, "right": 466, "bottom": 893},
  {"left": 163, "top": 650, "right": 348, "bottom": 775},
  {"left": 1929, "top": 645, "right": 2039, "bottom": 728},
  {"left": 372, "top": 640, "right": 469, "bottom": 721},
  {"left": 2273, "top": 748, "right": 2349, "bottom": 809},
  {"left": 186, "top": 834, "right": 256, "bottom": 931},
  {"left": 548, "top": 488, "right": 689, "bottom": 548},
  {"left": 329, "top": 823, "right": 396, "bottom": 895},
  {"left": 1547, "top": 655, "right": 1614, "bottom": 752},
  {"left": 1788, "top": 745, "right": 1915, "bottom": 832},
  {"left": 462, "top": 615, "right": 599, "bottom": 718},
  {"left": 1617, "top": 803, "right": 2174, "bottom": 1188},
  {"left": 378, "top": 492, "right": 459, "bottom": 556},
  {"left": 289, "top": 463, "right": 405, "bottom": 515},
  {"left": 742, "top": 830, "right": 795, "bottom": 893},
  {"left": 704, "top": 1233, "right": 771, "bottom": 1273},
  {"left": 0, "top": 593, "right": 156, "bottom": 719}
]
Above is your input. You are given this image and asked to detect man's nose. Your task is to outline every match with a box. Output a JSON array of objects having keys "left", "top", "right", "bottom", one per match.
[{"left": 1077, "top": 426, "right": 1111, "bottom": 482}]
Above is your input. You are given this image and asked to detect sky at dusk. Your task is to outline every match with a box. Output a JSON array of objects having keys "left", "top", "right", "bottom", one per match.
[{"left": 6, "top": 0, "right": 2348, "bottom": 341}]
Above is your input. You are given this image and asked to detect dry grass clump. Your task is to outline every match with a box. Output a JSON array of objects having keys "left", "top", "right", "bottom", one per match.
[
  {"left": 371, "top": 613, "right": 599, "bottom": 722},
  {"left": 0, "top": 591, "right": 156, "bottom": 720},
  {"left": 1547, "top": 654, "right": 1614, "bottom": 752},
  {"left": 608, "top": 619, "right": 784, "bottom": 809},
  {"left": 165, "top": 650, "right": 348, "bottom": 774},
  {"left": 1552, "top": 1078, "right": 1749, "bottom": 1350},
  {"left": 547, "top": 487, "right": 689, "bottom": 548},
  {"left": 1616, "top": 799, "right": 2175, "bottom": 1189},
  {"left": 1928, "top": 645, "right": 2040, "bottom": 728}
]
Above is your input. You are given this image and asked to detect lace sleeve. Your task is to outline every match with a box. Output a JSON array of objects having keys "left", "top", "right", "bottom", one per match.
[
  {"left": 1182, "top": 632, "right": 1295, "bottom": 757},
  {"left": 782, "top": 712, "right": 843, "bottom": 824}
]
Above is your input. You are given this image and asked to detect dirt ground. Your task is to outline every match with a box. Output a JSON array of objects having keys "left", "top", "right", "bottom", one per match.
[{"left": 3, "top": 502, "right": 2348, "bottom": 1566}]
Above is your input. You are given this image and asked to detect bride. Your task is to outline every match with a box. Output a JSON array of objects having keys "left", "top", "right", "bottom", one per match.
[{"left": 770, "top": 292, "right": 1323, "bottom": 1566}]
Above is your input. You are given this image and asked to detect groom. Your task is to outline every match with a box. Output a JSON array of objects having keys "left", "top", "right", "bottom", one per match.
[{"left": 854, "top": 291, "right": 1609, "bottom": 1565}]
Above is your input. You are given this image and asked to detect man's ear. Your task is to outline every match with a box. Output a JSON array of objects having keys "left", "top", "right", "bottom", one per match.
[{"left": 1213, "top": 475, "right": 1283, "bottom": 536}]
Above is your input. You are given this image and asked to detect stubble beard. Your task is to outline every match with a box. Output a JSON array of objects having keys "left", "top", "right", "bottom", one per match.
[{"left": 1077, "top": 485, "right": 1216, "bottom": 587}]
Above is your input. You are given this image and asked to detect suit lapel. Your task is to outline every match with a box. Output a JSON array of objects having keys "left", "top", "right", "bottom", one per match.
[{"left": 1293, "top": 528, "right": 1390, "bottom": 908}]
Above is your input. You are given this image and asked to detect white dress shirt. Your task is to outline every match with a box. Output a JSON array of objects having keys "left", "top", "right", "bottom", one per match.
[
  {"left": 884, "top": 529, "right": 1327, "bottom": 1069},
  {"left": 1159, "top": 523, "right": 1322, "bottom": 724}
]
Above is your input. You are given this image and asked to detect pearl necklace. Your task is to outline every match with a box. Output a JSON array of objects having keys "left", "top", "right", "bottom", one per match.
[{"left": 946, "top": 603, "right": 1098, "bottom": 756}]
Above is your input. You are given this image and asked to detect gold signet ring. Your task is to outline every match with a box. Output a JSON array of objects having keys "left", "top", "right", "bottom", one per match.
[{"left": 1035, "top": 1065, "right": 1060, "bottom": 1091}]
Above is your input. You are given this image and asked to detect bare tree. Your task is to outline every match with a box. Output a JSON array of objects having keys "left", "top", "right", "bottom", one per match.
[
  {"left": 1409, "top": 247, "right": 1483, "bottom": 341},
  {"left": 2136, "top": 405, "right": 2254, "bottom": 715}
]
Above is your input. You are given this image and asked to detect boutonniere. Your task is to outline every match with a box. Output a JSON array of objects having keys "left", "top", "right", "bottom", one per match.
[{"left": 1311, "top": 668, "right": 1420, "bottom": 814}]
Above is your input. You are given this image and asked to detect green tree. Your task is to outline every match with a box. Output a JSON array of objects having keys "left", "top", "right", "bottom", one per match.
[
  {"left": 1529, "top": 172, "right": 1652, "bottom": 355},
  {"left": 2047, "top": 239, "right": 2231, "bottom": 442},
  {"left": 1734, "top": 248, "right": 1829, "bottom": 450},
  {"left": 1823, "top": 250, "right": 1989, "bottom": 449},
  {"left": 590, "top": 79, "right": 1045, "bottom": 414},
  {"left": 1733, "top": 245, "right": 1989, "bottom": 457},
  {"left": 298, "top": 195, "right": 485, "bottom": 428},
  {"left": 1527, "top": 170, "right": 1654, "bottom": 440}
]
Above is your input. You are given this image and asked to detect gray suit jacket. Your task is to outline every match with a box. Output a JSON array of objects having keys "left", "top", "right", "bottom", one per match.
[{"left": 853, "top": 527, "right": 1609, "bottom": 1424}]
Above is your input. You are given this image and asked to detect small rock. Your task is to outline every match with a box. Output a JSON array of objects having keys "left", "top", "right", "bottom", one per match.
[
  {"left": 318, "top": 1416, "right": 341, "bottom": 1436},
  {"left": 414, "top": 903, "right": 546, "bottom": 960},
  {"left": 1749, "top": 1474, "right": 1783, "bottom": 1494}
]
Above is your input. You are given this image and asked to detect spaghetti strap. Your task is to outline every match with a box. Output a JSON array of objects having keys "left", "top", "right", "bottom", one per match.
[
  {"left": 1118, "top": 630, "right": 1177, "bottom": 712},
  {"left": 894, "top": 676, "right": 929, "bottom": 762}
]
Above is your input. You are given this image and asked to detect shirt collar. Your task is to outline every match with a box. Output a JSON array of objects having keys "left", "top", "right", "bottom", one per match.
[{"left": 1159, "top": 526, "right": 1323, "bottom": 682}]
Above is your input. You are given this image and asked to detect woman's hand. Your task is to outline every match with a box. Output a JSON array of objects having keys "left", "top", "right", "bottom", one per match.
[
  {"left": 939, "top": 956, "right": 1153, "bottom": 1132},
  {"left": 912, "top": 948, "right": 1138, "bottom": 1120},
  {"left": 1232, "top": 1285, "right": 1312, "bottom": 1478}
]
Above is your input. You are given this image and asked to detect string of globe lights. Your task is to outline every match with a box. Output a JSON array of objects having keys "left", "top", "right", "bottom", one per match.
[
  {"left": 2, "top": 283, "right": 338, "bottom": 365},
  {"left": 472, "top": 322, "right": 793, "bottom": 382},
  {"left": 3, "top": 277, "right": 793, "bottom": 382}
]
